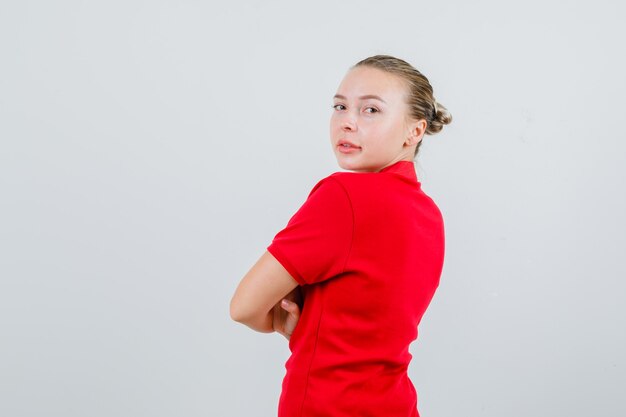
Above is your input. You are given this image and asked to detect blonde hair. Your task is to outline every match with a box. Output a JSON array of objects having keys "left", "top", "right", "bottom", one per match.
[{"left": 353, "top": 55, "right": 452, "bottom": 157}]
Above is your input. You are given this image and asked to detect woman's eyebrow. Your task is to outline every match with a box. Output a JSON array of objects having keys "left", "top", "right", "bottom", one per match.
[{"left": 333, "top": 94, "right": 386, "bottom": 103}]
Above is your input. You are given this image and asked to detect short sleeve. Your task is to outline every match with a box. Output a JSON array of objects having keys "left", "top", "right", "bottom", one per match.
[{"left": 267, "top": 176, "right": 354, "bottom": 286}]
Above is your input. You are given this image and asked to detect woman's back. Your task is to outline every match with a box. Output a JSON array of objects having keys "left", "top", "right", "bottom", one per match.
[{"left": 268, "top": 160, "right": 445, "bottom": 417}]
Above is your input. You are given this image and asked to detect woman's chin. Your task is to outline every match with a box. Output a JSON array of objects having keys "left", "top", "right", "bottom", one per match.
[{"left": 335, "top": 158, "right": 355, "bottom": 171}]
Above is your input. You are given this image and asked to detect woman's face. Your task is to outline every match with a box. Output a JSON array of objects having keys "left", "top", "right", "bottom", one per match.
[{"left": 330, "top": 66, "right": 421, "bottom": 172}]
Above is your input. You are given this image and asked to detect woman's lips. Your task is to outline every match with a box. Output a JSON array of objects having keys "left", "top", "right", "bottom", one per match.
[{"left": 337, "top": 141, "right": 361, "bottom": 154}]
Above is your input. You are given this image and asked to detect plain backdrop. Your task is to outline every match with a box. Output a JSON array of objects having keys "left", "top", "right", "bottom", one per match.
[{"left": 1, "top": 1, "right": 624, "bottom": 416}]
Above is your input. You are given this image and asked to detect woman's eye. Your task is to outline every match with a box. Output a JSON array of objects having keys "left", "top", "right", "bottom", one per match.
[
  {"left": 364, "top": 107, "right": 379, "bottom": 114},
  {"left": 332, "top": 104, "right": 346, "bottom": 111}
]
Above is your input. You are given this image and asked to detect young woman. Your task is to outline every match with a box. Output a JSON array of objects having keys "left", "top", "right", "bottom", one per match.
[{"left": 230, "top": 55, "right": 452, "bottom": 417}]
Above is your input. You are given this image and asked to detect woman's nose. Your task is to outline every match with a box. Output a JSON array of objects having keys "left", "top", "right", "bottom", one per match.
[{"left": 341, "top": 114, "right": 357, "bottom": 132}]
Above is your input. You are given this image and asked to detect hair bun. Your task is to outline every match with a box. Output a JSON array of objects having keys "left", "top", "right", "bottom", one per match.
[{"left": 427, "top": 101, "right": 452, "bottom": 135}]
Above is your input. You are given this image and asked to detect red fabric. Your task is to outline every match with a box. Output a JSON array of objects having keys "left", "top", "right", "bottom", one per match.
[{"left": 267, "top": 160, "right": 445, "bottom": 417}]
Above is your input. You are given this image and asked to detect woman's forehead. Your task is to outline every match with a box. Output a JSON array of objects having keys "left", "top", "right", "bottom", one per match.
[{"left": 335, "top": 66, "right": 407, "bottom": 100}]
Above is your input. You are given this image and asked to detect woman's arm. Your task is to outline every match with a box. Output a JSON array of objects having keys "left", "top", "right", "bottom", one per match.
[{"left": 230, "top": 250, "right": 299, "bottom": 333}]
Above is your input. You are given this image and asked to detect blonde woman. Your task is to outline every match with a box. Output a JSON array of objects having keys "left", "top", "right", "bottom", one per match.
[{"left": 231, "top": 55, "right": 452, "bottom": 417}]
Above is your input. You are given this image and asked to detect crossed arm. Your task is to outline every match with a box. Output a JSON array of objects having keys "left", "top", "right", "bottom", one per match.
[{"left": 230, "top": 250, "right": 302, "bottom": 339}]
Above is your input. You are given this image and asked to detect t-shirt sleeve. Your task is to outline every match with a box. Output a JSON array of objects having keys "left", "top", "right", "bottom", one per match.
[{"left": 267, "top": 176, "right": 354, "bottom": 286}]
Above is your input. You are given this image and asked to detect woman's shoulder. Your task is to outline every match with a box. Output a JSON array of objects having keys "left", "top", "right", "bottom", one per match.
[
  {"left": 301, "top": 172, "right": 378, "bottom": 205},
  {"left": 299, "top": 172, "right": 361, "bottom": 205},
  {"left": 307, "top": 173, "right": 350, "bottom": 196},
  {"left": 306, "top": 170, "right": 394, "bottom": 202}
]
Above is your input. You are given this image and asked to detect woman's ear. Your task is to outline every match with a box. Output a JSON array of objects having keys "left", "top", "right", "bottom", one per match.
[{"left": 405, "top": 119, "right": 427, "bottom": 146}]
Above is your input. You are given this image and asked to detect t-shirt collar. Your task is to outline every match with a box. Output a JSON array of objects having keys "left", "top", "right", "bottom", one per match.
[{"left": 378, "top": 160, "right": 418, "bottom": 182}]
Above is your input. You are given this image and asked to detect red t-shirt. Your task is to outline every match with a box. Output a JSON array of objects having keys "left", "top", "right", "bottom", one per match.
[{"left": 267, "top": 160, "right": 445, "bottom": 417}]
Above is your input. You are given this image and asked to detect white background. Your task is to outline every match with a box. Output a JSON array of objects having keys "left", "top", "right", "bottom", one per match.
[{"left": 1, "top": 1, "right": 624, "bottom": 416}]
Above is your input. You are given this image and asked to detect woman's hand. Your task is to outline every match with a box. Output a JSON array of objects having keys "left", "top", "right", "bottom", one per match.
[{"left": 272, "top": 288, "right": 302, "bottom": 340}]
